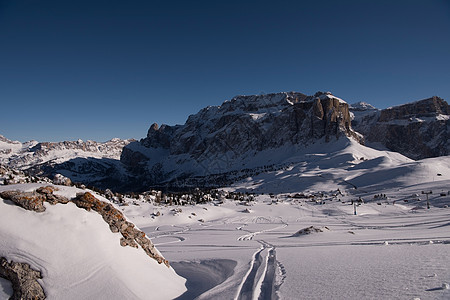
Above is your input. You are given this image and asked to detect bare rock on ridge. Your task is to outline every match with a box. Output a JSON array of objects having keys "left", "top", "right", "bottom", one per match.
[
  {"left": 0, "top": 257, "right": 46, "bottom": 300},
  {"left": 73, "top": 192, "right": 170, "bottom": 267},
  {"left": 0, "top": 186, "right": 69, "bottom": 212}
]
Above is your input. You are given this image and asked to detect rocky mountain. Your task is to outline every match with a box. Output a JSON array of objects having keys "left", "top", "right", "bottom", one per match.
[
  {"left": 120, "top": 91, "right": 360, "bottom": 191},
  {"left": 2, "top": 92, "right": 448, "bottom": 193},
  {"left": 0, "top": 136, "right": 133, "bottom": 189},
  {"left": 350, "top": 96, "right": 449, "bottom": 160}
]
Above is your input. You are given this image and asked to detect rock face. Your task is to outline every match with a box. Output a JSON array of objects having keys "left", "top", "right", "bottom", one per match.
[
  {"left": 0, "top": 257, "right": 46, "bottom": 300},
  {"left": 121, "top": 91, "right": 359, "bottom": 190},
  {"left": 351, "top": 96, "right": 449, "bottom": 160}
]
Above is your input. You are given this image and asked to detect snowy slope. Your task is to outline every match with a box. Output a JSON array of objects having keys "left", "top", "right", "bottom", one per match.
[
  {"left": 107, "top": 173, "right": 450, "bottom": 299},
  {"left": 0, "top": 184, "right": 186, "bottom": 299},
  {"left": 223, "top": 136, "right": 444, "bottom": 194}
]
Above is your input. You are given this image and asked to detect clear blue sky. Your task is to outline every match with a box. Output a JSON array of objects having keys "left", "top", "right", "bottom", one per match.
[{"left": 1, "top": 0, "right": 449, "bottom": 142}]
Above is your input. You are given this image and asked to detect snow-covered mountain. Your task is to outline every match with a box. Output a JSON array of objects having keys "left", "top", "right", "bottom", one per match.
[
  {"left": 2, "top": 92, "right": 449, "bottom": 192},
  {"left": 2, "top": 93, "right": 450, "bottom": 300},
  {"left": 350, "top": 96, "right": 449, "bottom": 159},
  {"left": 0, "top": 136, "right": 133, "bottom": 189},
  {"left": 349, "top": 101, "right": 380, "bottom": 130},
  {"left": 0, "top": 136, "right": 132, "bottom": 168},
  {"left": 120, "top": 91, "right": 361, "bottom": 190}
]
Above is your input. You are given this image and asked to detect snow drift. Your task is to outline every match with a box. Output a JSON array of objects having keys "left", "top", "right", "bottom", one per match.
[{"left": 0, "top": 184, "right": 186, "bottom": 299}]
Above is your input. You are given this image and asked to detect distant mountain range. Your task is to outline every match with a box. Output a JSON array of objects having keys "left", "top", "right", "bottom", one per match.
[
  {"left": 1, "top": 92, "right": 448, "bottom": 192},
  {"left": 0, "top": 136, "right": 133, "bottom": 189}
]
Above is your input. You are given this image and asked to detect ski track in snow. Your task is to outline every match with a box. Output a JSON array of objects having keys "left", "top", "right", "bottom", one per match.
[
  {"left": 154, "top": 202, "right": 450, "bottom": 299},
  {"left": 235, "top": 220, "right": 284, "bottom": 300},
  {"left": 237, "top": 223, "right": 288, "bottom": 241},
  {"left": 235, "top": 240, "right": 280, "bottom": 300}
]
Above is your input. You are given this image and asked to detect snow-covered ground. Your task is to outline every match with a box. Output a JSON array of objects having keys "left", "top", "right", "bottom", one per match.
[
  {"left": 116, "top": 140, "right": 450, "bottom": 299},
  {"left": 0, "top": 184, "right": 186, "bottom": 300},
  {"left": 114, "top": 186, "right": 450, "bottom": 299},
  {"left": 1, "top": 138, "right": 449, "bottom": 299}
]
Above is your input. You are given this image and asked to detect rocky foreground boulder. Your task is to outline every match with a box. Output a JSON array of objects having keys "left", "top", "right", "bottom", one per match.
[{"left": 0, "top": 257, "right": 45, "bottom": 300}]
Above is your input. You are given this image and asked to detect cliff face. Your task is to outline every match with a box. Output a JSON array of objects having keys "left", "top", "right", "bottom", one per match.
[
  {"left": 121, "top": 91, "right": 359, "bottom": 190},
  {"left": 351, "top": 96, "right": 449, "bottom": 160}
]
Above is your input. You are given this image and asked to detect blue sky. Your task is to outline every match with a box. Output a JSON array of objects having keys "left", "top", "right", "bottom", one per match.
[{"left": 1, "top": 0, "right": 449, "bottom": 142}]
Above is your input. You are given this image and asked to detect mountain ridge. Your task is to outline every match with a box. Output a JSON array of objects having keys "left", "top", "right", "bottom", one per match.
[
  {"left": 119, "top": 91, "right": 360, "bottom": 190},
  {"left": 1, "top": 92, "right": 449, "bottom": 192},
  {"left": 350, "top": 96, "right": 449, "bottom": 159}
]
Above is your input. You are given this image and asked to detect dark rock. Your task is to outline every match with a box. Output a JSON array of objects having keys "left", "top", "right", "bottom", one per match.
[{"left": 293, "top": 226, "right": 329, "bottom": 236}]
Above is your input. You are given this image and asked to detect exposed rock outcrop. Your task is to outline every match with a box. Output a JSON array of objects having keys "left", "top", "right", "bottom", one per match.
[
  {"left": 0, "top": 257, "right": 46, "bottom": 300},
  {"left": 293, "top": 226, "right": 330, "bottom": 236},
  {"left": 0, "top": 187, "right": 69, "bottom": 212},
  {"left": 73, "top": 192, "right": 169, "bottom": 267},
  {"left": 0, "top": 191, "right": 47, "bottom": 212},
  {"left": 0, "top": 188, "right": 169, "bottom": 267}
]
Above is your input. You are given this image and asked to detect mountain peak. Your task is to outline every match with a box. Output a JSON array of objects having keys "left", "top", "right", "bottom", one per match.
[
  {"left": 350, "top": 101, "right": 378, "bottom": 111},
  {"left": 120, "top": 91, "right": 359, "bottom": 190}
]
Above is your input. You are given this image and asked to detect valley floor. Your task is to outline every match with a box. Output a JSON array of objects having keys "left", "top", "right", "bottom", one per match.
[
  {"left": 122, "top": 181, "right": 450, "bottom": 300},
  {"left": 1, "top": 180, "right": 449, "bottom": 299}
]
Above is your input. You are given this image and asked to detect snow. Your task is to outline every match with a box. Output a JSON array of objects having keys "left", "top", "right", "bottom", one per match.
[
  {"left": 350, "top": 101, "right": 377, "bottom": 111},
  {"left": 1, "top": 156, "right": 450, "bottom": 299},
  {"left": 110, "top": 138, "right": 450, "bottom": 299},
  {"left": 437, "top": 114, "right": 450, "bottom": 121},
  {"left": 0, "top": 184, "right": 186, "bottom": 300},
  {"left": 2, "top": 125, "right": 450, "bottom": 298},
  {"left": 0, "top": 277, "right": 13, "bottom": 299},
  {"left": 249, "top": 113, "right": 267, "bottom": 120},
  {"left": 318, "top": 92, "right": 347, "bottom": 104},
  {"left": 122, "top": 188, "right": 448, "bottom": 299},
  {"left": 0, "top": 137, "right": 131, "bottom": 170},
  {"left": 141, "top": 190, "right": 450, "bottom": 299},
  {"left": 382, "top": 114, "right": 449, "bottom": 125}
]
